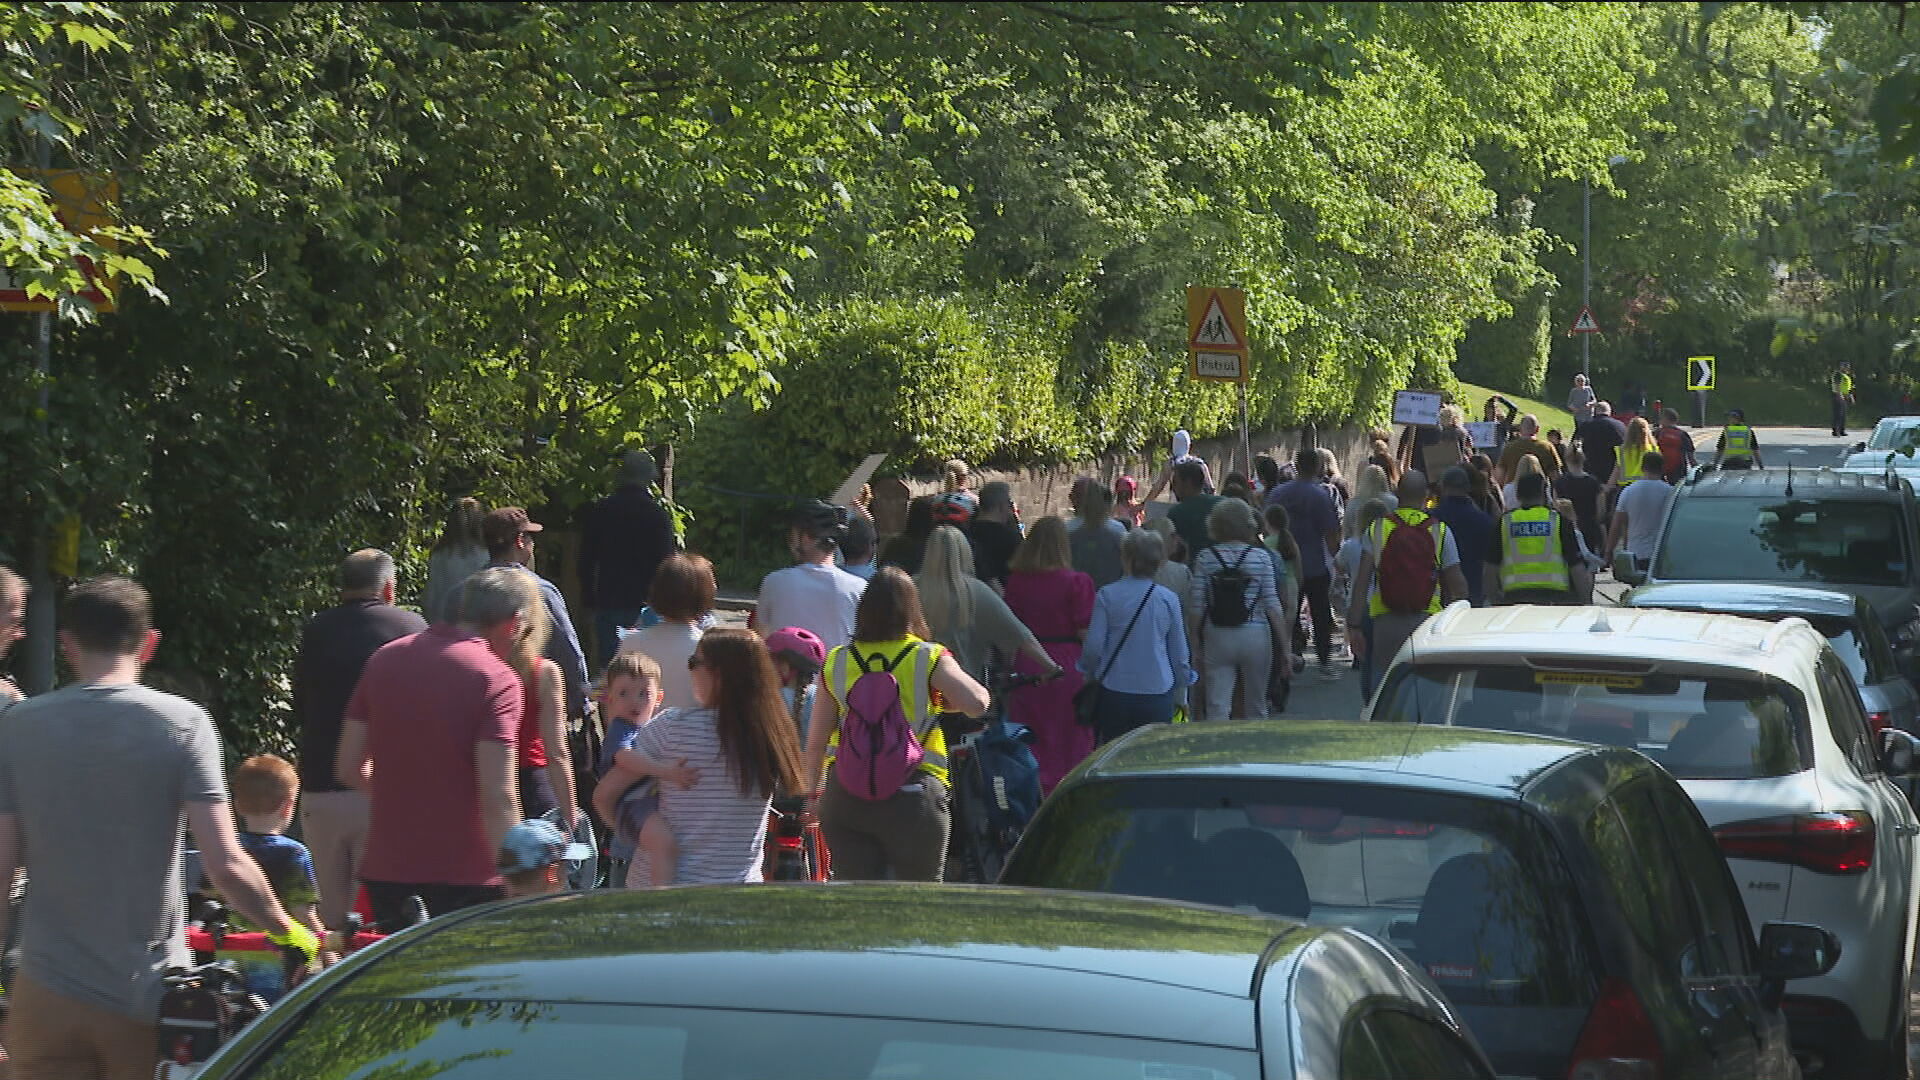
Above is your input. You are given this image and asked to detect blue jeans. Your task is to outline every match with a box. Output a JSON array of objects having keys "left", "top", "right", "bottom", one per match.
[
  {"left": 1095, "top": 687, "right": 1177, "bottom": 745},
  {"left": 593, "top": 607, "right": 644, "bottom": 670}
]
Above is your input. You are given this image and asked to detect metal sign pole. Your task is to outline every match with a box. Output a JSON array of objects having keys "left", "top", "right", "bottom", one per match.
[
  {"left": 1581, "top": 178, "right": 1591, "bottom": 379},
  {"left": 1238, "top": 380, "right": 1252, "bottom": 479},
  {"left": 20, "top": 127, "right": 57, "bottom": 694}
]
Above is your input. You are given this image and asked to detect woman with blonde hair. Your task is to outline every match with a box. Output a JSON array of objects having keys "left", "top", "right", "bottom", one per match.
[
  {"left": 1501, "top": 453, "right": 1544, "bottom": 510},
  {"left": 1003, "top": 517, "right": 1096, "bottom": 790},
  {"left": 1608, "top": 416, "right": 1658, "bottom": 491},
  {"left": 506, "top": 572, "right": 576, "bottom": 829},
  {"left": 1343, "top": 464, "right": 1398, "bottom": 540},
  {"left": 915, "top": 525, "right": 1058, "bottom": 687},
  {"left": 1419, "top": 403, "right": 1473, "bottom": 482},
  {"left": 1186, "top": 499, "right": 1288, "bottom": 722},
  {"left": 424, "top": 497, "right": 488, "bottom": 623}
]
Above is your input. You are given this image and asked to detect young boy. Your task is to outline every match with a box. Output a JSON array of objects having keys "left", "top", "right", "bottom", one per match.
[
  {"left": 212, "top": 754, "right": 328, "bottom": 999},
  {"left": 592, "top": 651, "right": 679, "bottom": 888},
  {"left": 497, "top": 818, "right": 592, "bottom": 898},
  {"left": 764, "top": 626, "right": 825, "bottom": 742}
]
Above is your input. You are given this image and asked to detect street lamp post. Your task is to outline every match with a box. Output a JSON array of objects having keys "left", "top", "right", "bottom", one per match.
[{"left": 1581, "top": 177, "right": 1591, "bottom": 380}]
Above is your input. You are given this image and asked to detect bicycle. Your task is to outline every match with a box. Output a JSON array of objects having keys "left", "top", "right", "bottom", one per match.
[{"left": 945, "top": 669, "right": 1050, "bottom": 884}]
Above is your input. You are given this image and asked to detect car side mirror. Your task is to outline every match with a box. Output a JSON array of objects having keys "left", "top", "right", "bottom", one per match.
[
  {"left": 1758, "top": 923, "right": 1841, "bottom": 997},
  {"left": 1611, "top": 551, "right": 1645, "bottom": 586},
  {"left": 1881, "top": 729, "right": 1920, "bottom": 776},
  {"left": 1855, "top": 441, "right": 1868, "bottom": 453}
]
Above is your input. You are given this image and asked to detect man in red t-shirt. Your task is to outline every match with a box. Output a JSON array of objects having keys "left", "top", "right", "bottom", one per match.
[{"left": 336, "top": 566, "right": 523, "bottom": 924}]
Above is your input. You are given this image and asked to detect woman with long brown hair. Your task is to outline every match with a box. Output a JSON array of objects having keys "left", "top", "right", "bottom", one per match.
[
  {"left": 611, "top": 628, "right": 804, "bottom": 885},
  {"left": 507, "top": 572, "right": 576, "bottom": 830},
  {"left": 803, "top": 568, "right": 989, "bottom": 881}
]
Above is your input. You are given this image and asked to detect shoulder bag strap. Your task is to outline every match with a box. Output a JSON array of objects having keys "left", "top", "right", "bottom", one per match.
[{"left": 1096, "top": 586, "right": 1156, "bottom": 685}]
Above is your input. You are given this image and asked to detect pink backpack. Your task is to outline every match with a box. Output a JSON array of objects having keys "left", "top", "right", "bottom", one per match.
[{"left": 835, "top": 644, "right": 926, "bottom": 800}]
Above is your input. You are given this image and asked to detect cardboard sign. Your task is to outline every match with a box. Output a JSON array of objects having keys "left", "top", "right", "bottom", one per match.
[
  {"left": 1465, "top": 421, "right": 1499, "bottom": 449},
  {"left": 1392, "top": 390, "right": 1443, "bottom": 427}
]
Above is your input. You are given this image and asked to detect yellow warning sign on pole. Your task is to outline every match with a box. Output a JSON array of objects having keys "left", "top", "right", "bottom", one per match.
[{"left": 1186, "top": 286, "right": 1249, "bottom": 383}]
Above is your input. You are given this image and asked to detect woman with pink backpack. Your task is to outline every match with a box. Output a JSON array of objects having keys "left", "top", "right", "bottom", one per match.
[{"left": 801, "top": 568, "right": 990, "bottom": 881}]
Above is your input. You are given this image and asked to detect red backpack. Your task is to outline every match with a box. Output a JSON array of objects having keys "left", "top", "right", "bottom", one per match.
[
  {"left": 1655, "top": 426, "right": 1689, "bottom": 482},
  {"left": 1377, "top": 512, "right": 1440, "bottom": 615}
]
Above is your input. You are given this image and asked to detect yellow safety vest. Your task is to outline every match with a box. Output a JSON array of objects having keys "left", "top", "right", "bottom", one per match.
[
  {"left": 822, "top": 637, "right": 949, "bottom": 786},
  {"left": 1722, "top": 424, "right": 1754, "bottom": 459},
  {"left": 1620, "top": 441, "right": 1655, "bottom": 484},
  {"left": 1834, "top": 373, "right": 1853, "bottom": 395},
  {"left": 1368, "top": 508, "right": 1450, "bottom": 618},
  {"left": 1499, "top": 507, "right": 1571, "bottom": 595}
]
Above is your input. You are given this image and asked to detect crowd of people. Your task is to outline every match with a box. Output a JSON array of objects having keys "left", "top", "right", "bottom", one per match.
[{"left": 0, "top": 397, "right": 1773, "bottom": 1072}]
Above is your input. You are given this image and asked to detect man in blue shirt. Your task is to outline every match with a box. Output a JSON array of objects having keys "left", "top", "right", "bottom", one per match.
[
  {"left": 1430, "top": 466, "right": 1494, "bottom": 607},
  {"left": 483, "top": 507, "right": 589, "bottom": 722}
]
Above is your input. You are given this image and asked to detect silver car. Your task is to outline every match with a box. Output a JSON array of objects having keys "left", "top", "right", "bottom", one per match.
[{"left": 1837, "top": 415, "right": 1920, "bottom": 472}]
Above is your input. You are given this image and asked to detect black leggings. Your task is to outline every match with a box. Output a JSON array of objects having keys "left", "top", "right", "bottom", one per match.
[{"left": 1300, "top": 575, "right": 1335, "bottom": 664}]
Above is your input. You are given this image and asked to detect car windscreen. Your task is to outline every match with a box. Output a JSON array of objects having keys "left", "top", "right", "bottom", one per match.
[
  {"left": 241, "top": 1000, "right": 1259, "bottom": 1080},
  {"left": 1867, "top": 421, "right": 1920, "bottom": 451},
  {"left": 1652, "top": 496, "right": 1907, "bottom": 587},
  {"left": 1372, "top": 665, "right": 1811, "bottom": 779},
  {"left": 1006, "top": 778, "right": 1594, "bottom": 1009}
]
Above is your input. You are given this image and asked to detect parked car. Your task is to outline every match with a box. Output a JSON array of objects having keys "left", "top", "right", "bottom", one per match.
[
  {"left": 1004, "top": 719, "right": 1835, "bottom": 1080},
  {"left": 198, "top": 884, "right": 1497, "bottom": 1080},
  {"left": 1837, "top": 415, "right": 1920, "bottom": 470},
  {"left": 1620, "top": 582, "right": 1920, "bottom": 736},
  {"left": 1613, "top": 467, "right": 1920, "bottom": 667},
  {"left": 1361, "top": 602, "right": 1920, "bottom": 1078}
]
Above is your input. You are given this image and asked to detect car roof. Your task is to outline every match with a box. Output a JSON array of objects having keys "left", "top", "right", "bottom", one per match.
[
  {"left": 1077, "top": 718, "right": 1629, "bottom": 800},
  {"left": 1678, "top": 466, "right": 1908, "bottom": 499},
  {"left": 325, "top": 884, "right": 1313, "bottom": 1048},
  {"left": 1622, "top": 582, "right": 1862, "bottom": 621},
  {"left": 1406, "top": 603, "right": 1822, "bottom": 669}
]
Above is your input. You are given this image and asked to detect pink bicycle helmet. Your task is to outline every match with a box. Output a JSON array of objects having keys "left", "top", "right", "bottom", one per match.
[
  {"left": 765, "top": 626, "right": 827, "bottom": 672},
  {"left": 930, "top": 491, "right": 975, "bottom": 526}
]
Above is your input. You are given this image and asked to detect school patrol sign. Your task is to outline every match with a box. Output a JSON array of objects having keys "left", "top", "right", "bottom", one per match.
[{"left": 1186, "top": 286, "right": 1249, "bottom": 383}]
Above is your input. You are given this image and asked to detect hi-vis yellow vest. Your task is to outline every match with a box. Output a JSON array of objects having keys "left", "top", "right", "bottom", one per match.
[
  {"left": 823, "top": 637, "right": 949, "bottom": 786},
  {"left": 1722, "top": 424, "right": 1754, "bottom": 459},
  {"left": 1620, "top": 441, "right": 1655, "bottom": 483},
  {"left": 1499, "top": 507, "right": 1571, "bottom": 595}
]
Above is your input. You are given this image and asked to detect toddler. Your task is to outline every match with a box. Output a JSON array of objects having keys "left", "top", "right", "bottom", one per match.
[
  {"left": 498, "top": 818, "right": 592, "bottom": 898},
  {"left": 592, "top": 651, "right": 679, "bottom": 888},
  {"left": 764, "top": 626, "right": 825, "bottom": 743},
  {"left": 208, "top": 754, "right": 327, "bottom": 999}
]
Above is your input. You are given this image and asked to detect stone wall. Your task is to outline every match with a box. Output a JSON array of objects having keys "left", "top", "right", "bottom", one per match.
[{"left": 870, "top": 425, "right": 1379, "bottom": 531}]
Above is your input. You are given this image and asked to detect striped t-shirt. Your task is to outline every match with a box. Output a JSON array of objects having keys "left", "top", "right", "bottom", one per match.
[
  {"left": 1188, "top": 541, "right": 1282, "bottom": 628},
  {"left": 628, "top": 706, "right": 771, "bottom": 885}
]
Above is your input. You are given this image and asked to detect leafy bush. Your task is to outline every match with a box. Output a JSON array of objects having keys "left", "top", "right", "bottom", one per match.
[{"left": 1457, "top": 282, "right": 1552, "bottom": 397}]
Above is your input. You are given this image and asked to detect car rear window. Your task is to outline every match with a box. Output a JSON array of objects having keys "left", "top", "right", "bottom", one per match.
[
  {"left": 1867, "top": 421, "right": 1920, "bottom": 451},
  {"left": 1653, "top": 496, "right": 1907, "bottom": 587},
  {"left": 1373, "top": 665, "right": 1811, "bottom": 779},
  {"left": 1006, "top": 779, "right": 1594, "bottom": 1009},
  {"left": 244, "top": 1000, "right": 1259, "bottom": 1080}
]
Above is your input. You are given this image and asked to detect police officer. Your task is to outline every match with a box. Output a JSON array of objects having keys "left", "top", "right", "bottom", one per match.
[
  {"left": 1832, "top": 363, "right": 1854, "bottom": 437},
  {"left": 1715, "top": 408, "right": 1762, "bottom": 469},
  {"left": 1483, "top": 473, "right": 1591, "bottom": 606}
]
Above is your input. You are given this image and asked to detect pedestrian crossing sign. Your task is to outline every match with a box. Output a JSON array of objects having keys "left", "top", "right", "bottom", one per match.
[
  {"left": 1687, "top": 356, "right": 1715, "bottom": 392},
  {"left": 1186, "top": 286, "right": 1249, "bottom": 382}
]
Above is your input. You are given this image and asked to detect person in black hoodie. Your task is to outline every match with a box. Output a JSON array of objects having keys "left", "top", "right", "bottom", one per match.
[{"left": 579, "top": 451, "right": 679, "bottom": 668}]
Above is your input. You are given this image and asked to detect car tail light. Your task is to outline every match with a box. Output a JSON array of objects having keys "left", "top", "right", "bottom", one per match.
[
  {"left": 1867, "top": 712, "right": 1891, "bottom": 736},
  {"left": 1712, "top": 811, "right": 1874, "bottom": 875},
  {"left": 1566, "top": 977, "right": 1662, "bottom": 1080}
]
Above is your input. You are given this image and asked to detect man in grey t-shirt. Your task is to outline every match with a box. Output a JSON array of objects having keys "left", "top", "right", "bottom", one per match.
[{"left": 0, "top": 577, "right": 312, "bottom": 1079}]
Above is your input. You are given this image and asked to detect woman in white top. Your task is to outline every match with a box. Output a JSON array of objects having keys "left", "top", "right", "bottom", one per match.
[
  {"left": 1186, "top": 500, "right": 1288, "bottom": 722},
  {"left": 915, "top": 526, "right": 1059, "bottom": 687},
  {"left": 613, "top": 629, "right": 805, "bottom": 886},
  {"left": 422, "top": 498, "right": 488, "bottom": 624},
  {"left": 616, "top": 553, "right": 713, "bottom": 709}
]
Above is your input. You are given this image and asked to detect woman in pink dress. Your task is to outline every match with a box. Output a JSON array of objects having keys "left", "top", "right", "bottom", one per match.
[{"left": 1002, "top": 516, "right": 1096, "bottom": 792}]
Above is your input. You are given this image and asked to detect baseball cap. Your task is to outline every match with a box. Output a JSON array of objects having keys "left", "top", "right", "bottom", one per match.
[
  {"left": 499, "top": 818, "right": 591, "bottom": 875},
  {"left": 481, "top": 507, "right": 544, "bottom": 549}
]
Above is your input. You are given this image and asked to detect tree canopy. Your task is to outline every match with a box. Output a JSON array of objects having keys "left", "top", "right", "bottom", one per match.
[{"left": 1, "top": 1, "right": 1915, "bottom": 745}]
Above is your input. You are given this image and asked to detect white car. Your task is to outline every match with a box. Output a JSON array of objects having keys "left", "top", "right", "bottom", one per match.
[
  {"left": 1837, "top": 415, "right": 1920, "bottom": 473},
  {"left": 1361, "top": 603, "right": 1920, "bottom": 1079}
]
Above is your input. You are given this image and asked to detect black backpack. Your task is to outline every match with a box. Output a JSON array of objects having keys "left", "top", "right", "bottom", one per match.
[{"left": 1206, "top": 545, "right": 1258, "bottom": 627}]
